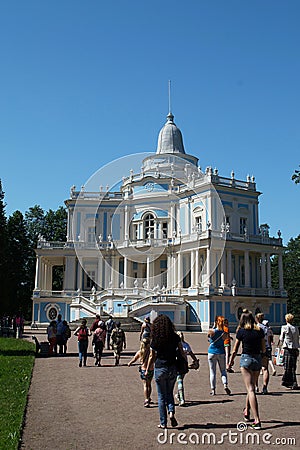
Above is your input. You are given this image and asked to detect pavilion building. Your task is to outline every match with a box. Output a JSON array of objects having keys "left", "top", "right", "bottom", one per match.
[{"left": 32, "top": 110, "right": 286, "bottom": 330}]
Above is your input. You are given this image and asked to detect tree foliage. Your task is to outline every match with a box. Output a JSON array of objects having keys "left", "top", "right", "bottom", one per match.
[
  {"left": 292, "top": 165, "right": 300, "bottom": 184},
  {"left": 0, "top": 180, "right": 9, "bottom": 313},
  {"left": 0, "top": 185, "right": 67, "bottom": 318},
  {"left": 271, "top": 235, "right": 300, "bottom": 325}
]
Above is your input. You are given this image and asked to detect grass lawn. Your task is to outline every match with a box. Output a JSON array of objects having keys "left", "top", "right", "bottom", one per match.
[{"left": 0, "top": 338, "right": 35, "bottom": 450}]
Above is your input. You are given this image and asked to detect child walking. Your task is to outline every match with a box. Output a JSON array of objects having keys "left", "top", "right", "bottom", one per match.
[{"left": 128, "top": 338, "right": 154, "bottom": 407}]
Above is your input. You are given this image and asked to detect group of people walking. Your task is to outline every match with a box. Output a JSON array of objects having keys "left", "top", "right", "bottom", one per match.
[
  {"left": 136, "top": 311, "right": 299, "bottom": 430},
  {"left": 47, "top": 310, "right": 299, "bottom": 431},
  {"left": 73, "top": 315, "right": 126, "bottom": 367}
]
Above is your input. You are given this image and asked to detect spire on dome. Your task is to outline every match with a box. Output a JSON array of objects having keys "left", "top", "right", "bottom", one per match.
[{"left": 156, "top": 80, "right": 186, "bottom": 154}]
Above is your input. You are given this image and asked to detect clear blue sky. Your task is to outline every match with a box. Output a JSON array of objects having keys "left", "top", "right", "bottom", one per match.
[{"left": 1, "top": 0, "right": 299, "bottom": 244}]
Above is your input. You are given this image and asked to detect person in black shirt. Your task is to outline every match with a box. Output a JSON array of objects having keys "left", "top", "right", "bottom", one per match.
[{"left": 228, "top": 312, "right": 265, "bottom": 430}]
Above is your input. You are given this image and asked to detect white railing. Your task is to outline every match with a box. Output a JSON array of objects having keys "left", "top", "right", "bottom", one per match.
[{"left": 129, "top": 294, "right": 185, "bottom": 313}]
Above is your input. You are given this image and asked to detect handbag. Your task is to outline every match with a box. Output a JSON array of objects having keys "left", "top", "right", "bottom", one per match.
[
  {"left": 273, "top": 347, "right": 284, "bottom": 366},
  {"left": 176, "top": 349, "right": 189, "bottom": 375}
]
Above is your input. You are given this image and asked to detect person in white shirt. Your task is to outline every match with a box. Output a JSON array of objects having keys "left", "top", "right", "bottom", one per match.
[{"left": 278, "top": 313, "right": 300, "bottom": 389}]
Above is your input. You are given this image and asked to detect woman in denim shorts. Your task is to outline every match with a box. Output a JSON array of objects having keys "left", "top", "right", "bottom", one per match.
[
  {"left": 128, "top": 338, "right": 154, "bottom": 407},
  {"left": 228, "top": 311, "right": 266, "bottom": 430}
]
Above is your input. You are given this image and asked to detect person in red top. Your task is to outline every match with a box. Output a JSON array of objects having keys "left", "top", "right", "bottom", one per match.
[
  {"left": 92, "top": 321, "right": 106, "bottom": 366},
  {"left": 224, "top": 318, "right": 233, "bottom": 373}
]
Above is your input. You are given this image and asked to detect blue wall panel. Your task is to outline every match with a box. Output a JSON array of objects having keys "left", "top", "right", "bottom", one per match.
[
  {"left": 160, "top": 311, "right": 174, "bottom": 322},
  {"left": 216, "top": 301, "right": 223, "bottom": 317}
]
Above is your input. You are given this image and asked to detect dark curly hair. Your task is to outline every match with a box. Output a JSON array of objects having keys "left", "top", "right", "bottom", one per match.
[{"left": 151, "top": 314, "right": 175, "bottom": 346}]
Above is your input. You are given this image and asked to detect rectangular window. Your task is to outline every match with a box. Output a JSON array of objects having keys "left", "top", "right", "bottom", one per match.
[
  {"left": 240, "top": 218, "right": 247, "bottom": 235},
  {"left": 133, "top": 224, "right": 138, "bottom": 240},
  {"left": 87, "top": 227, "right": 96, "bottom": 243},
  {"left": 195, "top": 216, "right": 202, "bottom": 233},
  {"left": 86, "top": 270, "right": 96, "bottom": 289},
  {"left": 162, "top": 222, "right": 168, "bottom": 238}
]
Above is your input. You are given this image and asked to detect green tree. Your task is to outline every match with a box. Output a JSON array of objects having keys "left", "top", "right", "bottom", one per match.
[
  {"left": 7, "top": 211, "right": 32, "bottom": 317},
  {"left": 0, "top": 180, "right": 9, "bottom": 315},
  {"left": 43, "top": 206, "right": 67, "bottom": 242},
  {"left": 292, "top": 165, "right": 300, "bottom": 184},
  {"left": 272, "top": 236, "right": 300, "bottom": 325},
  {"left": 24, "top": 205, "right": 45, "bottom": 247}
]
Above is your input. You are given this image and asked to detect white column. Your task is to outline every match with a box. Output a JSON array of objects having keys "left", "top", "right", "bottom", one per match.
[
  {"left": 77, "top": 264, "right": 83, "bottom": 291},
  {"left": 170, "top": 202, "right": 175, "bottom": 237},
  {"left": 177, "top": 252, "right": 183, "bottom": 288},
  {"left": 261, "top": 252, "right": 266, "bottom": 288},
  {"left": 124, "top": 205, "right": 129, "bottom": 241},
  {"left": 190, "top": 251, "right": 195, "bottom": 287},
  {"left": 204, "top": 247, "right": 211, "bottom": 286},
  {"left": 64, "top": 256, "right": 76, "bottom": 291},
  {"left": 167, "top": 254, "right": 173, "bottom": 289},
  {"left": 34, "top": 256, "right": 41, "bottom": 290},
  {"left": 195, "top": 249, "right": 199, "bottom": 287},
  {"left": 278, "top": 253, "right": 284, "bottom": 289},
  {"left": 220, "top": 251, "right": 226, "bottom": 287},
  {"left": 266, "top": 253, "right": 272, "bottom": 288},
  {"left": 46, "top": 264, "right": 52, "bottom": 290},
  {"left": 244, "top": 250, "right": 250, "bottom": 287},
  {"left": 227, "top": 249, "right": 232, "bottom": 286},
  {"left": 124, "top": 256, "right": 129, "bottom": 288},
  {"left": 98, "top": 256, "right": 103, "bottom": 290}
]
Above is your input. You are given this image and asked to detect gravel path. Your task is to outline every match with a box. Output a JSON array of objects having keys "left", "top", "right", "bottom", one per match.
[{"left": 20, "top": 329, "right": 300, "bottom": 450}]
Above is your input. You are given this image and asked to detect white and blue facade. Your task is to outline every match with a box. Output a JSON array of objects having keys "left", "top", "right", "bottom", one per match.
[{"left": 32, "top": 111, "right": 287, "bottom": 330}]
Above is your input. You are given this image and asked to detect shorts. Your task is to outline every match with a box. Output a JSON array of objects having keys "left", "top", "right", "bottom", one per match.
[
  {"left": 139, "top": 367, "right": 154, "bottom": 381},
  {"left": 261, "top": 355, "right": 269, "bottom": 369},
  {"left": 240, "top": 354, "right": 262, "bottom": 371}
]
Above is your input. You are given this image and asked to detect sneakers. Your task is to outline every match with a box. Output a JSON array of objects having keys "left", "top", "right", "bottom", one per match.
[
  {"left": 169, "top": 414, "right": 178, "bottom": 427},
  {"left": 255, "top": 386, "right": 259, "bottom": 393},
  {"left": 243, "top": 408, "right": 250, "bottom": 422},
  {"left": 210, "top": 389, "right": 216, "bottom": 396},
  {"left": 179, "top": 400, "right": 185, "bottom": 406},
  {"left": 250, "top": 422, "right": 262, "bottom": 430},
  {"left": 224, "top": 386, "right": 231, "bottom": 395}
]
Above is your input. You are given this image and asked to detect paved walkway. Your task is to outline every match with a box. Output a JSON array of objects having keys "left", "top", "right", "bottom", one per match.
[{"left": 20, "top": 328, "right": 300, "bottom": 450}]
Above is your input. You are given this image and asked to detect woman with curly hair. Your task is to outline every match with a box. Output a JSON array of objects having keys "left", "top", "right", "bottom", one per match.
[{"left": 146, "top": 314, "right": 182, "bottom": 429}]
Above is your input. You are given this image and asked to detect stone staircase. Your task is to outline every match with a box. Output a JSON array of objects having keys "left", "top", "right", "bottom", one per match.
[{"left": 70, "top": 315, "right": 142, "bottom": 332}]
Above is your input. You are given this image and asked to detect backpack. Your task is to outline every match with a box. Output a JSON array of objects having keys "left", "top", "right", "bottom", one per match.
[
  {"left": 111, "top": 328, "right": 124, "bottom": 345},
  {"left": 65, "top": 326, "right": 71, "bottom": 339},
  {"left": 78, "top": 327, "right": 88, "bottom": 341}
]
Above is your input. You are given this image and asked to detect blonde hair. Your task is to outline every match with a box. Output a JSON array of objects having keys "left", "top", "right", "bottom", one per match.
[
  {"left": 140, "top": 338, "right": 150, "bottom": 363},
  {"left": 256, "top": 312, "right": 264, "bottom": 323},
  {"left": 240, "top": 312, "right": 260, "bottom": 330},
  {"left": 285, "top": 313, "right": 294, "bottom": 324}
]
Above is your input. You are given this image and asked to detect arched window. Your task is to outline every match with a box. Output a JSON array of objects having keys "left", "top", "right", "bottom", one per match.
[{"left": 144, "top": 213, "right": 155, "bottom": 239}]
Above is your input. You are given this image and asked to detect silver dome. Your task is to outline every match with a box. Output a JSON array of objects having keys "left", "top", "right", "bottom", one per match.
[{"left": 156, "top": 112, "right": 185, "bottom": 154}]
